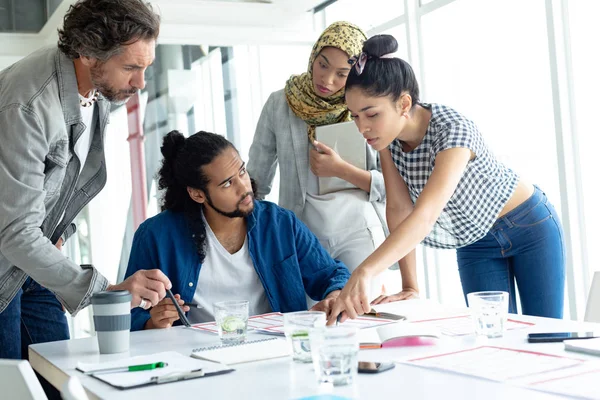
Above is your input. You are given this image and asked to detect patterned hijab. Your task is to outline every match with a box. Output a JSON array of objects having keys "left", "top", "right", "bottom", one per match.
[{"left": 285, "top": 21, "right": 367, "bottom": 141}]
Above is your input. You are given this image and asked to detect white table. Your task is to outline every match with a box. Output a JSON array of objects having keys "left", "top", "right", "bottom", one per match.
[{"left": 29, "top": 300, "right": 600, "bottom": 399}]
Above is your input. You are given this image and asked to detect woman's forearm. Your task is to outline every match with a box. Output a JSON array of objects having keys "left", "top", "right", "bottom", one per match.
[{"left": 337, "top": 162, "right": 372, "bottom": 192}]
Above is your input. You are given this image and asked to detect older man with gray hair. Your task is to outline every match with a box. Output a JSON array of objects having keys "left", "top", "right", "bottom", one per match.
[{"left": 0, "top": 0, "right": 171, "bottom": 367}]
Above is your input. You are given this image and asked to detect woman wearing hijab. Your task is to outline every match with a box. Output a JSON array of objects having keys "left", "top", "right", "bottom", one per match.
[{"left": 248, "top": 22, "right": 403, "bottom": 299}]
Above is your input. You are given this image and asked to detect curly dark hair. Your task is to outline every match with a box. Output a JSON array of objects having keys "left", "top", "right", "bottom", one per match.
[
  {"left": 57, "top": 0, "right": 160, "bottom": 61},
  {"left": 158, "top": 130, "right": 257, "bottom": 263}
]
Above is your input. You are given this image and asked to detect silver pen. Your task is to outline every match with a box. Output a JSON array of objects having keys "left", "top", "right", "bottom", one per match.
[{"left": 150, "top": 368, "right": 204, "bottom": 384}]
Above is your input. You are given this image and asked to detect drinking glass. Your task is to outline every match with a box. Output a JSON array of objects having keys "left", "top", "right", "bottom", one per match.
[
  {"left": 214, "top": 300, "right": 249, "bottom": 344},
  {"left": 310, "top": 327, "right": 359, "bottom": 386},
  {"left": 283, "top": 311, "right": 326, "bottom": 362},
  {"left": 467, "top": 291, "right": 509, "bottom": 338}
]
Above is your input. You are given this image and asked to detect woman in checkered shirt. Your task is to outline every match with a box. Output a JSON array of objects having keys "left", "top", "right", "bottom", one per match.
[{"left": 329, "top": 34, "right": 565, "bottom": 323}]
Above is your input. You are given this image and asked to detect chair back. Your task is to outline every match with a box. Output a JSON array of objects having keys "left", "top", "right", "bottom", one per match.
[
  {"left": 0, "top": 359, "right": 47, "bottom": 400},
  {"left": 61, "top": 376, "right": 89, "bottom": 400}
]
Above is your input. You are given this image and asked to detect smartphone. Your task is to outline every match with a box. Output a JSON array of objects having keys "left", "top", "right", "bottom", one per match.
[
  {"left": 527, "top": 332, "right": 599, "bottom": 343},
  {"left": 357, "top": 361, "right": 396, "bottom": 374}
]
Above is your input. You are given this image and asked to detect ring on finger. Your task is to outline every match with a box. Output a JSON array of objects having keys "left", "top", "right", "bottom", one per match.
[{"left": 138, "top": 298, "right": 148, "bottom": 309}]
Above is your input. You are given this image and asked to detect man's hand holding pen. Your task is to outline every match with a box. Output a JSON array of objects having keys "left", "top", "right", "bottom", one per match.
[{"left": 145, "top": 293, "right": 190, "bottom": 329}]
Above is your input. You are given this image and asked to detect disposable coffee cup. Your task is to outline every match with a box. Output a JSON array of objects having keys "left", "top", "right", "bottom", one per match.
[{"left": 91, "top": 290, "right": 132, "bottom": 354}]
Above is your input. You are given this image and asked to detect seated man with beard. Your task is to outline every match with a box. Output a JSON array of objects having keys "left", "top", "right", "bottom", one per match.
[{"left": 125, "top": 130, "right": 351, "bottom": 330}]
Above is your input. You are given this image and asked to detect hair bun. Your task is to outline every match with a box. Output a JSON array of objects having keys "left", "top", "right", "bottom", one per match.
[
  {"left": 363, "top": 34, "right": 398, "bottom": 58},
  {"left": 161, "top": 130, "right": 186, "bottom": 161}
]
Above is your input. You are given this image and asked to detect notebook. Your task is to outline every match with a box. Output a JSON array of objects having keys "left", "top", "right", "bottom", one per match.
[
  {"left": 191, "top": 337, "right": 290, "bottom": 365},
  {"left": 359, "top": 322, "right": 440, "bottom": 349},
  {"left": 315, "top": 121, "right": 366, "bottom": 195},
  {"left": 76, "top": 351, "right": 234, "bottom": 390},
  {"left": 564, "top": 337, "right": 600, "bottom": 356}
]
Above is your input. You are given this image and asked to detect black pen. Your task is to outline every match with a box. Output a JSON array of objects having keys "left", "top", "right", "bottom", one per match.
[
  {"left": 165, "top": 289, "right": 192, "bottom": 327},
  {"left": 182, "top": 302, "right": 202, "bottom": 309},
  {"left": 336, "top": 313, "right": 342, "bottom": 326}
]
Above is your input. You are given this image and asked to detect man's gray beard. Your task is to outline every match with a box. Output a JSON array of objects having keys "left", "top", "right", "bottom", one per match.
[
  {"left": 90, "top": 66, "right": 136, "bottom": 106},
  {"left": 108, "top": 96, "right": 132, "bottom": 106}
]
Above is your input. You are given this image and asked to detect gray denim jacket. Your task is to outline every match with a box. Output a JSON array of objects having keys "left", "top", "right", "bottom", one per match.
[{"left": 0, "top": 47, "right": 110, "bottom": 315}]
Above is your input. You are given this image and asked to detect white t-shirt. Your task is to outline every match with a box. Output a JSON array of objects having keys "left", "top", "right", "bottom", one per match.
[
  {"left": 188, "top": 214, "right": 271, "bottom": 323},
  {"left": 58, "top": 93, "right": 96, "bottom": 226},
  {"left": 75, "top": 91, "right": 97, "bottom": 173}
]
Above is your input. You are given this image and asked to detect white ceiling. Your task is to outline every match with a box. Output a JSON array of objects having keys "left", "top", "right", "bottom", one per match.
[
  {"left": 0, "top": 0, "right": 327, "bottom": 69},
  {"left": 151, "top": 0, "right": 325, "bottom": 46}
]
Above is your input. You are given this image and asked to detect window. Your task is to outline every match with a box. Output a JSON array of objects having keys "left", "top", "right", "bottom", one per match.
[
  {"left": 381, "top": 24, "right": 410, "bottom": 62},
  {"left": 569, "top": 1, "right": 600, "bottom": 278},
  {"left": 419, "top": 0, "right": 559, "bottom": 308},
  {"left": 325, "top": 0, "right": 404, "bottom": 31}
]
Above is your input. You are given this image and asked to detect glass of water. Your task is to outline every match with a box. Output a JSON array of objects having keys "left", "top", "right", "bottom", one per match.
[
  {"left": 283, "top": 311, "right": 326, "bottom": 363},
  {"left": 214, "top": 300, "right": 249, "bottom": 344},
  {"left": 467, "top": 291, "right": 509, "bottom": 338},
  {"left": 310, "top": 326, "right": 359, "bottom": 386}
]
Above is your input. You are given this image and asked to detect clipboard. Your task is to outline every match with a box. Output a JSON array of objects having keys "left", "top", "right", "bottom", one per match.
[
  {"left": 89, "top": 367, "right": 235, "bottom": 390},
  {"left": 315, "top": 121, "right": 367, "bottom": 195},
  {"left": 76, "top": 351, "right": 234, "bottom": 390}
]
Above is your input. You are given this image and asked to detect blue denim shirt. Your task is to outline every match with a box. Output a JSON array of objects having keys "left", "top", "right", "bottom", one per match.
[{"left": 125, "top": 200, "right": 350, "bottom": 331}]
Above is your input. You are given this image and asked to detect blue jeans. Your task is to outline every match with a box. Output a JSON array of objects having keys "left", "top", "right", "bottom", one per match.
[
  {"left": 0, "top": 277, "right": 69, "bottom": 359},
  {"left": 456, "top": 187, "right": 565, "bottom": 318}
]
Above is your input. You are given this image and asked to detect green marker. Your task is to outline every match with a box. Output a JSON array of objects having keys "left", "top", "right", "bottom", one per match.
[{"left": 86, "top": 361, "right": 167, "bottom": 375}]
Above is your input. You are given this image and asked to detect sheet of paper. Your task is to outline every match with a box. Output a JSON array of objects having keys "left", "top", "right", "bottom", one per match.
[
  {"left": 406, "top": 346, "right": 584, "bottom": 382},
  {"left": 77, "top": 351, "right": 228, "bottom": 389},
  {"left": 191, "top": 312, "right": 395, "bottom": 336},
  {"left": 525, "top": 362, "right": 600, "bottom": 399},
  {"left": 339, "top": 316, "right": 396, "bottom": 330},
  {"left": 190, "top": 312, "right": 285, "bottom": 334},
  {"left": 365, "top": 299, "right": 469, "bottom": 321},
  {"left": 411, "top": 315, "right": 534, "bottom": 336},
  {"left": 257, "top": 315, "right": 396, "bottom": 335}
]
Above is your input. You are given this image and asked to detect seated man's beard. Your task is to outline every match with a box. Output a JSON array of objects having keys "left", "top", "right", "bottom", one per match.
[{"left": 204, "top": 192, "right": 254, "bottom": 218}]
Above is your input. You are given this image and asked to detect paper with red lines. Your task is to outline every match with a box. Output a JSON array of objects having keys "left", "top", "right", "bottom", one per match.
[
  {"left": 190, "top": 312, "right": 395, "bottom": 335},
  {"left": 526, "top": 362, "right": 600, "bottom": 399},
  {"left": 190, "top": 312, "right": 285, "bottom": 334},
  {"left": 406, "top": 346, "right": 584, "bottom": 382},
  {"left": 411, "top": 315, "right": 534, "bottom": 336}
]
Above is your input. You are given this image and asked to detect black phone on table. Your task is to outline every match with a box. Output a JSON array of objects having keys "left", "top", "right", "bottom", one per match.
[
  {"left": 357, "top": 361, "right": 395, "bottom": 374},
  {"left": 527, "top": 332, "right": 599, "bottom": 343}
]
